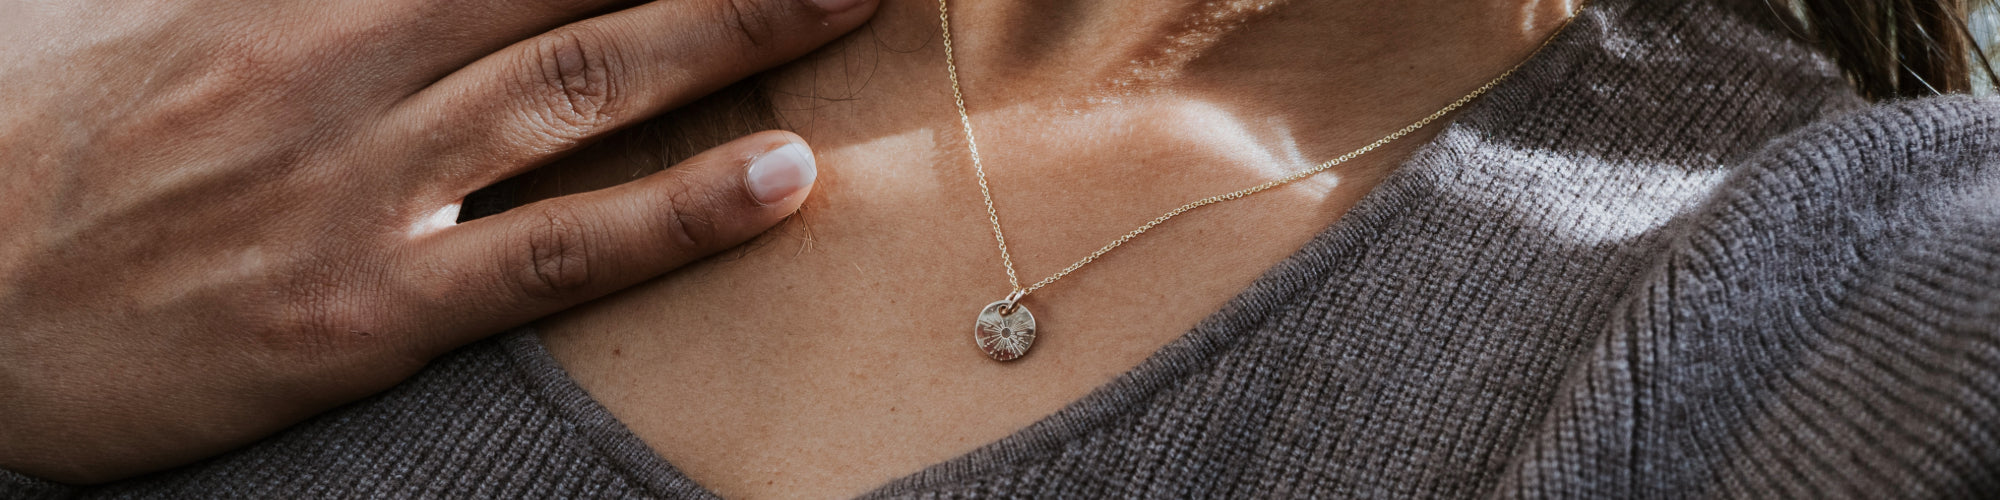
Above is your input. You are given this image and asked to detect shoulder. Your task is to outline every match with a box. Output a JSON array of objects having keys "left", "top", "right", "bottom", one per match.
[
  {"left": 1651, "top": 94, "right": 1999, "bottom": 338},
  {"left": 1692, "top": 95, "right": 2000, "bottom": 286},
  {"left": 0, "top": 331, "right": 695, "bottom": 498},
  {"left": 1499, "top": 95, "right": 2000, "bottom": 498},
  {"left": 1743, "top": 94, "right": 2000, "bottom": 207},
  {"left": 1618, "top": 94, "right": 1996, "bottom": 494}
]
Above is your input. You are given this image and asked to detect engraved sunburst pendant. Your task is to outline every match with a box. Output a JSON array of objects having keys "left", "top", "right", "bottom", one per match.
[{"left": 974, "top": 294, "right": 1036, "bottom": 362}]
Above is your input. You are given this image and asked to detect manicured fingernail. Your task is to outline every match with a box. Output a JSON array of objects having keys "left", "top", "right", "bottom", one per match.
[
  {"left": 805, "top": 0, "right": 867, "bottom": 13},
  {"left": 747, "top": 142, "right": 817, "bottom": 205}
]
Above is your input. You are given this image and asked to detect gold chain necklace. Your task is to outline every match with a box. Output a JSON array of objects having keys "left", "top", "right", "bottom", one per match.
[{"left": 941, "top": 0, "right": 1588, "bottom": 362}]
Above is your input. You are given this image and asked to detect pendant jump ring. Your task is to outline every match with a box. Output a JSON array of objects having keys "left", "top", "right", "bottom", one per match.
[{"left": 999, "top": 289, "right": 1027, "bottom": 314}]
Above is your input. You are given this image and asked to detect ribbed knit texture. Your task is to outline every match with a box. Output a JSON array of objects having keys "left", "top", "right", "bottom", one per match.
[{"left": 7, "top": 0, "right": 1998, "bottom": 497}]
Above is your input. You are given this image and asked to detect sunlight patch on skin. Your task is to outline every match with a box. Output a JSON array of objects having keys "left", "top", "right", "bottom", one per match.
[
  {"left": 1520, "top": 0, "right": 1582, "bottom": 32},
  {"left": 1092, "top": 98, "right": 1341, "bottom": 192},
  {"left": 1188, "top": 102, "right": 1342, "bottom": 192},
  {"left": 952, "top": 96, "right": 1349, "bottom": 203},
  {"left": 1109, "top": 0, "right": 1285, "bottom": 91},
  {"left": 407, "top": 202, "right": 460, "bottom": 237},
  {"left": 215, "top": 245, "right": 270, "bottom": 287}
]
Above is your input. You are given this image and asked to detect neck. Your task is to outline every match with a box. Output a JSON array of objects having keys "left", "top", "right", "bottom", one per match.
[
  {"left": 526, "top": 4, "right": 1591, "bottom": 496},
  {"left": 936, "top": 0, "right": 1577, "bottom": 99},
  {"left": 515, "top": 0, "right": 1584, "bottom": 205},
  {"left": 752, "top": 0, "right": 1580, "bottom": 176}
]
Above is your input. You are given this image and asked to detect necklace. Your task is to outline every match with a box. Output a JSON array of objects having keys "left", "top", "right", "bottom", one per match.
[{"left": 939, "top": 0, "right": 1589, "bottom": 362}]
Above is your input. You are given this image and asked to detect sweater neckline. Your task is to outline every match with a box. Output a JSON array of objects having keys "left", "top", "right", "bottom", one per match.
[
  {"left": 499, "top": 2, "right": 1616, "bottom": 496},
  {"left": 853, "top": 6, "right": 1606, "bottom": 489}
]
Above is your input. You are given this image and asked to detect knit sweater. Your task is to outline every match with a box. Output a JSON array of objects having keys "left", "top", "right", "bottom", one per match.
[{"left": 8, "top": 0, "right": 1999, "bottom": 497}]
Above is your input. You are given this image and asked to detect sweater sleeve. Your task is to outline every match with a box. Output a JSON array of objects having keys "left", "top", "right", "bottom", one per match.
[
  {"left": 1497, "top": 95, "right": 2000, "bottom": 499},
  {"left": 0, "top": 467, "right": 68, "bottom": 499},
  {"left": 0, "top": 331, "right": 710, "bottom": 499}
]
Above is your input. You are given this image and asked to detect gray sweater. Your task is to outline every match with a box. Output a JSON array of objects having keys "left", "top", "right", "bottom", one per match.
[{"left": 9, "top": 0, "right": 1999, "bottom": 497}]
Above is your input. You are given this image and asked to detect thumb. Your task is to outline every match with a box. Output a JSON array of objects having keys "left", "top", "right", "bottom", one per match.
[{"left": 390, "top": 130, "right": 816, "bottom": 353}]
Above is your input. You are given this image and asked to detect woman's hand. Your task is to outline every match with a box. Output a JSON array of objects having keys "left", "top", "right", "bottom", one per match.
[{"left": 0, "top": 0, "right": 870, "bottom": 483}]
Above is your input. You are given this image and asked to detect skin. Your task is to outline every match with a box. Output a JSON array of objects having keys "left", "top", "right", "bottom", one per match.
[
  {"left": 0, "top": 0, "right": 877, "bottom": 483},
  {"left": 533, "top": 0, "right": 1580, "bottom": 498}
]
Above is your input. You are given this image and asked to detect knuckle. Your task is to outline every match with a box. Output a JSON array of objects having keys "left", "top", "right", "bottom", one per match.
[
  {"left": 718, "top": 0, "right": 783, "bottom": 49},
  {"left": 518, "top": 201, "right": 596, "bottom": 298},
  {"left": 276, "top": 259, "right": 392, "bottom": 355},
  {"left": 521, "top": 29, "right": 625, "bottom": 140},
  {"left": 656, "top": 180, "right": 723, "bottom": 253}
]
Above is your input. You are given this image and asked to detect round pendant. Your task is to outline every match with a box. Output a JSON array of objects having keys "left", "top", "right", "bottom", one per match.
[{"left": 974, "top": 300, "right": 1037, "bottom": 361}]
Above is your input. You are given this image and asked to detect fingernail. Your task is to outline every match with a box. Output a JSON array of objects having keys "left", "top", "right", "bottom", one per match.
[
  {"left": 805, "top": 0, "right": 867, "bottom": 13},
  {"left": 747, "top": 142, "right": 817, "bottom": 205}
]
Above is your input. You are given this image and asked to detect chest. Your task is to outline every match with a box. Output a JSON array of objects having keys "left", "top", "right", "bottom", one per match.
[{"left": 533, "top": 127, "right": 1398, "bottom": 497}]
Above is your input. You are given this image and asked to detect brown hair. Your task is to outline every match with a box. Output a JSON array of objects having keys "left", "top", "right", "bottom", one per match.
[{"left": 1775, "top": 0, "right": 1999, "bottom": 99}]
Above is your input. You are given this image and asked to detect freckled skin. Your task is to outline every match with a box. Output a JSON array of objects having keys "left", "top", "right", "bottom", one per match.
[{"left": 534, "top": 0, "right": 1576, "bottom": 498}]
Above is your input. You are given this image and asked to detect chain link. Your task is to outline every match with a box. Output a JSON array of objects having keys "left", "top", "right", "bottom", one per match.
[{"left": 939, "top": 0, "right": 1590, "bottom": 299}]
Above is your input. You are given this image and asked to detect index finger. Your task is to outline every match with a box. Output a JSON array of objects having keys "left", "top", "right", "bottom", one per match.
[{"left": 378, "top": 0, "right": 876, "bottom": 198}]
